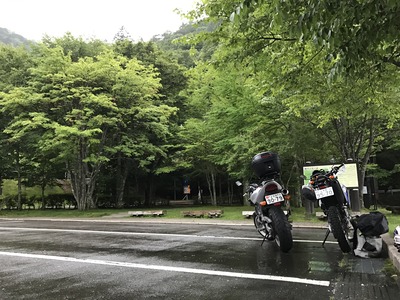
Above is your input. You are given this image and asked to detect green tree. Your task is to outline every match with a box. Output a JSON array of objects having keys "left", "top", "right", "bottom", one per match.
[
  {"left": 186, "top": 0, "right": 400, "bottom": 206},
  {"left": 202, "top": 0, "right": 400, "bottom": 75},
  {"left": 113, "top": 39, "right": 188, "bottom": 206},
  {"left": 0, "top": 44, "right": 34, "bottom": 209},
  {"left": 1, "top": 37, "right": 172, "bottom": 210}
]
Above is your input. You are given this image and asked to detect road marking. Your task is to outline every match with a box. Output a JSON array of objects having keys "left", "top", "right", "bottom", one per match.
[
  {"left": 0, "top": 251, "right": 330, "bottom": 287},
  {"left": 0, "top": 227, "right": 336, "bottom": 244}
]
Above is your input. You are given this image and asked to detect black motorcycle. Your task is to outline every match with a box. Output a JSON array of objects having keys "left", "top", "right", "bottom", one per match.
[
  {"left": 302, "top": 164, "right": 353, "bottom": 253},
  {"left": 239, "top": 152, "right": 293, "bottom": 253}
]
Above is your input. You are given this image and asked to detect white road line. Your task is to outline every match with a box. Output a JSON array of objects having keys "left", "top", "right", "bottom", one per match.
[
  {"left": 0, "top": 251, "right": 330, "bottom": 287},
  {"left": 0, "top": 226, "right": 336, "bottom": 244}
]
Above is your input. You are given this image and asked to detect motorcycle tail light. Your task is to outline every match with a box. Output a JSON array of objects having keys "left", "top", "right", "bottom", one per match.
[
  {"left": 260, "top": 201, "right": 267, "bottom": 206},
  {"left": 265, "top": 182, "right": 278, "bottom": 192},
  {"left": 329, "top": 175, "right": 334, "bottom": 179}
]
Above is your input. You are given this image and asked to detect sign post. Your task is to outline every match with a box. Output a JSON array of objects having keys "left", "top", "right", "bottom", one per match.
[{"left": 183, "top": 185, "right": 191, "bottom": 200}]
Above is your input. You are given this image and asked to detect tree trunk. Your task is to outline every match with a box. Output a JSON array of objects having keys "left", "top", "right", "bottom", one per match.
[
  {"left": 41, "top": 182, "right": 46, "bottom": 210},
  {"left": 243, "top": 180, "right": 251, "bottom": 206},
  {"left": 206, "top": 171, "right": 217, "bottom": 206},
  {"left": 144, "top": 173, "right": 154, "bottom": 207},
  {"left": 197, "top": 182, "right": 203, "bottom": 204},
  {"left": 219, "top": 175, "right": 222, "bottom": 204},
  {"left": 228, "top": 180, "right": 233, "bottom": 205},
  {"left": 115, "top": 155, "right": 129, "bottom": 208},
  {"left": 69, "top": 141, "right": 100, "bottom": 211},
  {"left": 15, "top": 149, "right": 22, "bottom": 211}
]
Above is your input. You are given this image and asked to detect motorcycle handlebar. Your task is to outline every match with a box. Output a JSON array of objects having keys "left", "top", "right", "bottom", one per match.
[
  {"left": 310, "top": 163, "right": 345, "bottom": 181},
  {"left": 332, "top": 163, "right": 344, "bottom": 174}
]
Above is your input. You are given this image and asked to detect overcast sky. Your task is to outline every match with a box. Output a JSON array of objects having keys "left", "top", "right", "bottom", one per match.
[{"left": 1, "top": 0, "right": 198, "bottom": 42}]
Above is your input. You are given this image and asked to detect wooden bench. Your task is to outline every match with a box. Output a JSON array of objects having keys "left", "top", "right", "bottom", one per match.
[
  {"left": 169, "top": 200, "right": 194, "bottom": 206},
  {"left": 242, "top": 211, "right": 254, "bottom": 218},
  {"left": 129, "top": 210, "right": 166, "bottom": 217},
  {"left": 181, "top": 210, "right": 223, "bottom": 218},
  {"left": 386, "top": 206, "right": 400, "bottom": 214},
  {"left": 316, "top": 212, "right": 327, "bottom": 219}
]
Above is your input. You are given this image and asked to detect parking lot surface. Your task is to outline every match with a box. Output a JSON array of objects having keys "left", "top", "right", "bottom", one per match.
[{"left": 0, "top": 218, "right": 399, "bottom": 299}]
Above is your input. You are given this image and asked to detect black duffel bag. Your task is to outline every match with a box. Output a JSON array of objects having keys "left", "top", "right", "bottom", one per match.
[{"left": 355, "top": 212, "right": 389, "bottom": 237}]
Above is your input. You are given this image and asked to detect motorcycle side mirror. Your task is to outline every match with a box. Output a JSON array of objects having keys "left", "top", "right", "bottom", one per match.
[{"left": 235, "top": 181, "right": 242, "bottom": 186}]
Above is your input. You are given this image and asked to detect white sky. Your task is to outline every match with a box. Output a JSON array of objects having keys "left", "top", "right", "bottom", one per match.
[{"left": 1, "top": 0, "right": 198, "bottom": 42}]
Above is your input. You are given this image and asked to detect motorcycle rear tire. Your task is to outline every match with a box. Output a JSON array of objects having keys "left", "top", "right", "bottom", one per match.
[
  {"left": 268, "top": 206, "right": 293, "bottom": 253},
  {"left": 327, "top": 206, "right": 351, "bottom": 253}
]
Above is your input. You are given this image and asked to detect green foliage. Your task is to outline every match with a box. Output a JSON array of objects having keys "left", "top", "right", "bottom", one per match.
[
  {"left": 1, "top": 179, "right": 64, "bottom": 197},
  {"left": 1, "top": 5, "right": 400, "bottom": 212},
  {"left": 0, "top": 44, "right": 32, "bottom": 91},
  {"left": 0, "top": 33, "right": 182, "bottom": 210},
  {"left": 181, "top": 0, "right": 400, "bottom": 189},
  {"left": 227, "top": 0, "right": 400, "bottom": 75}
]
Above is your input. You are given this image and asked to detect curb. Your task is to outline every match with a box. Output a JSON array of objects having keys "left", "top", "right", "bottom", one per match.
[{"left": 382, "top": 233, "right": 400, "bottom": 273}]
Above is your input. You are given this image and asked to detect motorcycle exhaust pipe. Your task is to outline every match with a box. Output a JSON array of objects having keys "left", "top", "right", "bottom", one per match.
[{"left": 282, "top": 189, "right": 289, "bottom": 195}]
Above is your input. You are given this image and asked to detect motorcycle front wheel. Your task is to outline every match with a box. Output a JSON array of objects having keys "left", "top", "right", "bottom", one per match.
[
  {"left": 268, "top": 206, "right": 293, "bottom": 253},
  {"left": 327, "top": 206, "right": 352, "bottom": 253}
]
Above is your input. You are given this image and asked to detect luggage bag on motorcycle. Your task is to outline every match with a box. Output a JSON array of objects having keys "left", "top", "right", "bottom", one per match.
[
  {"left": 251, "top": 152, "right": 281, "bottom": 178},
  {"left": 352, "top": 212, "right": 389, "bottom": 258}
]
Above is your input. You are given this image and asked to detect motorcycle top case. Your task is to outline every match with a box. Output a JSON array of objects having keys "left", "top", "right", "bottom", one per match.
[{"left": 252, "top": 151, "right": 281, "bottom": 178}]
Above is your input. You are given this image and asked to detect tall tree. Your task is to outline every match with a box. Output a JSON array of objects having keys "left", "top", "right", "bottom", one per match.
[
  {"left": 1, "top": 37, "right": 171, "bottom": 210},
  {"left": 0, "top": 44, "right": 34, "bottom": 209},
  {"left": 186, "top": 0, "right": 400, "bottom": 205},
  {"left": 113, "top": 39, "right": 188, "bottom": 206}
]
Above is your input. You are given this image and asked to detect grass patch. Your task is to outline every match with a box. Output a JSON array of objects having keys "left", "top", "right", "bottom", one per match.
[
  {"left": 0, "top": 209, "right": 117, "bottom": 218},
  {"left": 1, "top": 205, "right": 399, "bottom": 230}
]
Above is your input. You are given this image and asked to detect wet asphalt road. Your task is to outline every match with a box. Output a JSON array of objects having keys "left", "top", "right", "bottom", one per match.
[{"left": 0, "top": 219, "right": 399, "bottom": 300}]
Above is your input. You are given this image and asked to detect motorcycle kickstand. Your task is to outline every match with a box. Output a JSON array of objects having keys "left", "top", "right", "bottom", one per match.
[
  {"left": 261, "top": 224, "right": 269, "bottom": 246},
  {"left": 322, "top": 228, "right": 330, "bottom": 247},
  {"left": 261, "top": 234, "right": 267, "bottom": 246}
]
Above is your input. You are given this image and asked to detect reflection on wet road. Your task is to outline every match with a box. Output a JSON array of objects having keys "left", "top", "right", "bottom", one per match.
[{"left": 0, "top": 219, "right": 399, "bottom": 299}]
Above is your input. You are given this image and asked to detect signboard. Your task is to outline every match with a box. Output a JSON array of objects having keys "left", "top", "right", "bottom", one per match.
[
  {"left": 302, "top": 163, "right": 359, "bottom": 188},
  {"left": 183, "top": 185, "right": 191, "bottom": 195}
]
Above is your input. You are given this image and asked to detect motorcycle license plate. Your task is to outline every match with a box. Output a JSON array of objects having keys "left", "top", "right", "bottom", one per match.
[
  {"left": 265, "top": 193, "right": 284, "bottom": 205},
  {"left": 315, "top": 187, "right": 334, "bottom": 199}
]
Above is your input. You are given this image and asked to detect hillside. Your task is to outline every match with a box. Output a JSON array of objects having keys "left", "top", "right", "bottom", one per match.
[{"left": 0, "top": 27, "right": 31, "bottom": 46}]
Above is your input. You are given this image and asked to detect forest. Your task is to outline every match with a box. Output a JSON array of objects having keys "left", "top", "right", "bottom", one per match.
[{"left": 0, "top": 0, "right": 400, "bottom": 211}]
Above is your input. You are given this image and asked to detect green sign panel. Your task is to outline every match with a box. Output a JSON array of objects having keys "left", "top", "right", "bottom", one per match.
[{"left": 303, "top": 163, "right": 358, "bottom": 188}]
